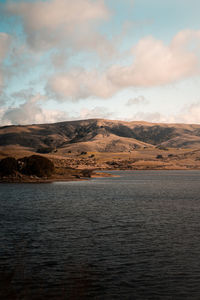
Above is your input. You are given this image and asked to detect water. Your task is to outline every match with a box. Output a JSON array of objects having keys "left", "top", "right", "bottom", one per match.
[{"left": 0, "top": 170, "right": 200, "bottom": 299}]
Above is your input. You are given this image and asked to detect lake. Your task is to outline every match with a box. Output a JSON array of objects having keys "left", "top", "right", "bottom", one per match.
[{"left": 0, "top": 170, "right": 200, "bottom": 299}]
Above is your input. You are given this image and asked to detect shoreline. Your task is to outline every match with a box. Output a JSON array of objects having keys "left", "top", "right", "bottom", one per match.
[
  {"left": 0, "top": 170, "right": 115, "bottom": 183},
  {"left": 0, "top": 168, "right": 200, "bottom": 183}
]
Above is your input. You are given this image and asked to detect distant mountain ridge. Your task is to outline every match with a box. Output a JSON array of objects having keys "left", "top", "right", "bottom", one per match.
[{"left": 1, "top": 119, "right": 200, "bottom": 153}]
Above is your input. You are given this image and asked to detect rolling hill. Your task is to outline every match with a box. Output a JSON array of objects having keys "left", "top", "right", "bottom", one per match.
[{"left": 0, "top": 119, "right": 200, "bottom": 155}]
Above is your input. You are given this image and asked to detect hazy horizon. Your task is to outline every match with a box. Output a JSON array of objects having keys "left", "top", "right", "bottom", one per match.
[{"left": 2, "top": 116, "right": 200, "bottom": 127}]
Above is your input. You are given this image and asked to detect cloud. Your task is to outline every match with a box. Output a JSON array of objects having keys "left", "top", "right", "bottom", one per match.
[
  {"left": 175, "top": 102, "right": 200, "bottom": 124},
  {"left": 130, "top": 111, "right": 167, "bottom": 123},
  {"left": 79, "top": 106, "right": 112, "bottom": 119},
  {"left": 126, "top": 96, "right": 148, "bottom": 106},
  {"left": 0, "top": 107, "right": 6, "bottom": 121},
  {"left": 2, "top": 95, "right": 200, "bottom": 125},
  {"left": 46, "top": 69, "right": 117, "bottom": 101},
  {"left": 6, "top": 0, "right": 109, "bottom": 31},
  {"left": 109, "top": 30, "right": 200, "bottom": 87},
  {"left": 0, "top": 33, "right": 11, "bottom": 91},
  {"left": 47, "top": 29, "right": 200, "bottom": 101},
  {"left": 128, "top": 102, "right": 200, "bottom": 124},
  {"left": 0, "top": 73, "right": 3, "bottom": 90},
  {"left": 1, "top": 94, "right": 68, "bottom": 125},
  {"left": 5, "top": 0, "right": 112, "bottom": 56},
  {"left": 0, "top": 33, "right": 11, "bottom": 61}
]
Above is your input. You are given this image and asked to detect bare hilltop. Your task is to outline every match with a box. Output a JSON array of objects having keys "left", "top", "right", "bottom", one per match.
[{"left": 0, "top": 118, "right": 200, "bottom": 173}]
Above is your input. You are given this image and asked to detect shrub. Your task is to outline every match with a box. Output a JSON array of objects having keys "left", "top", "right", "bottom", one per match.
[
  {"left": 156, "top": 154, "right": 163, "bottom": 159},
  {"left": 19, "top": 155, "right": 54, "bottom": 177},
  {"left": 0, "top": 157, "right": 18, "bottom": 176},
  {"left": 80, "top": 151, "right": 87, "bottom": 155},
  {"left": 81, "top": 169, "right": 93, "bottom": 178},
  {"left": 37, "top": 147, "right": 53, "bottom": 154}
]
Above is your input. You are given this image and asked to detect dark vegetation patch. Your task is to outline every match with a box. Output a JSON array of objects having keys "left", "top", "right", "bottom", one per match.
[
  {"left": 0, "top": 133, "right": 45, "bottom": 148},
  {"left": 194, "top": 128, "right": 200, "bottom": 136},
  {"left": 81, "top": 169, "right": 93, "bottom": 178},
  {"left": 104, "top": 124, "right": 176, "bottom": 145},
  {"left": 18, "top": 155, "right": 54, "bottom": 177},
  {"left": 0, "top": 155, "right": 54, "bottom": 178},
  {"left": 135, "top": 126, "right": 176, "bottom": 145},
  {"left": 70, "top": 122, "right": 99, "bottom": 143},
  {"left": 37, "top": 147, "right": 55, "bottom": 154},
  {"left": 156, "top": 145, "right": 168, "bottom": 150},
  {"left": 105, "top": 125, "right": 136, "bottom": 139},
  {"left": 0, "top": 157, "right": 18, "bottom": 176},
  {"left": 80, "top": 151, "right": 87, "bottom": 155}
]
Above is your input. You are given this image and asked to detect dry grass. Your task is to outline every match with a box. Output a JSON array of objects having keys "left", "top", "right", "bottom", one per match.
[{"left": 1, "top": 144, "right": 200, "bottom": 172}]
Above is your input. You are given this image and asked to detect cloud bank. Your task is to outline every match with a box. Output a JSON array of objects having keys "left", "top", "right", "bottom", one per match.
[
  {"left": 1, "top": 95, "right": 68, "bottom": 125},
  {"left": 126, "top": 96, "right": 148, "bottom": 106},
  {"left": 5, "top": 0, "right": 112, "bottom": 56},
  {"left": 109, "top": 30, "right": 200, "bottom": 87},
  {"left": 46, "top": 69, "right": 117, "bottom": 101},
  {"left": 130, "top": 102, "right": 200, "bottom": 124},
  {"left": 46, "top": 30, "right": 200, "bottom": 101},
  {"left": 0, "top": 1, "right": 200, "bottom": 126}
]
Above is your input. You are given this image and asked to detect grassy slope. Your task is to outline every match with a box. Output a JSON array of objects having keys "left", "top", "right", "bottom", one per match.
[{"left": 0, "top": 119, "right": 200, "bottom": 170}]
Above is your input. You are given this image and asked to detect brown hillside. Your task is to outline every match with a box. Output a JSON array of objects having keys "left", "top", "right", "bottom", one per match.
[{"left": 0, "top": 119, "right": 200, "bottom": 155}]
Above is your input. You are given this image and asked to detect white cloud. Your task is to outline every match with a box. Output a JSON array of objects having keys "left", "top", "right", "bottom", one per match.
[
  {"left": 0, "top": 33, "right": 11, "bottom": 62},
  {"left": 175, "top": 102, "right": 200, "bottom": 124},
  {"left": 1, "top": 94, "right": 68, "bottom": 125},
  {"left": 109, "top": 30, "right": 200, "bottom": 87},
  {"left": 47, "top": 29, "right": 200, "bottom": 101},
  {"left": 79, "top": 106, "right": 112, "bottom": 119},
  {"left": 2, "top": 95, "right": 200, "bottom": 125},
  {"left": 46, "top": 69, "right": 117, "bottom": 101},
  {"left": 0, "top": 72, "right": 3, "bottom": 90},
  {"left": 130, "top": 111, "right": 167, "bottom": 123},
  {"left": 0, "top": 33, "right": 11, "bottom": 91},
  {"left": 6, "top": 0, "right": 109, "bottom": 30},
  {"left": 127, "top": 102, "right": 200, "bottom": 124},
  {"left": 126, "top": 96, "right": 148, "bottom": 106},
  {"left": 0, "top": 107, "right": 6, "bottom": 121},
  {"left": 5, "top": 0, "right": 112, "bottom": 56}
]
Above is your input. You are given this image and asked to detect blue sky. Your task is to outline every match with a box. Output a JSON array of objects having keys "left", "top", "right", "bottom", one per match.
[{"left": 0, "top": 0, "right": 200, "bottom": 125}]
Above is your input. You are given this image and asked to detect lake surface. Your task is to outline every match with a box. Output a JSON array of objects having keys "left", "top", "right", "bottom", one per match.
[{"left": 0, "top": 170, "right": 200, "bottom": 299}]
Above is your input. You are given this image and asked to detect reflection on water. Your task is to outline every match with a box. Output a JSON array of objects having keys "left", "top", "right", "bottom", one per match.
[{"left": 0, "top": 170, "right": 200, "bottom": 299}]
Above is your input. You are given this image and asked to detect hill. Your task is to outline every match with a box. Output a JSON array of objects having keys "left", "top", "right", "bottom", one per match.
[
  {"left": 0, "top": 119, "right": 200, "bottom": 170},
  {"left": 1, "top": 119, "right": 200, "bottom": 153}
]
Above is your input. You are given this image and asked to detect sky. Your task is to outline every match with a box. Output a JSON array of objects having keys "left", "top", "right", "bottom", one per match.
[{"left": 0, "top": 0, "right": 200, "bottom": 125}]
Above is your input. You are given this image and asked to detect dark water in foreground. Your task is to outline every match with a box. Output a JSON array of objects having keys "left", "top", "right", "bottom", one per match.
[{"left": 0, "top": 170, "right": 200, "bottom": 299}]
